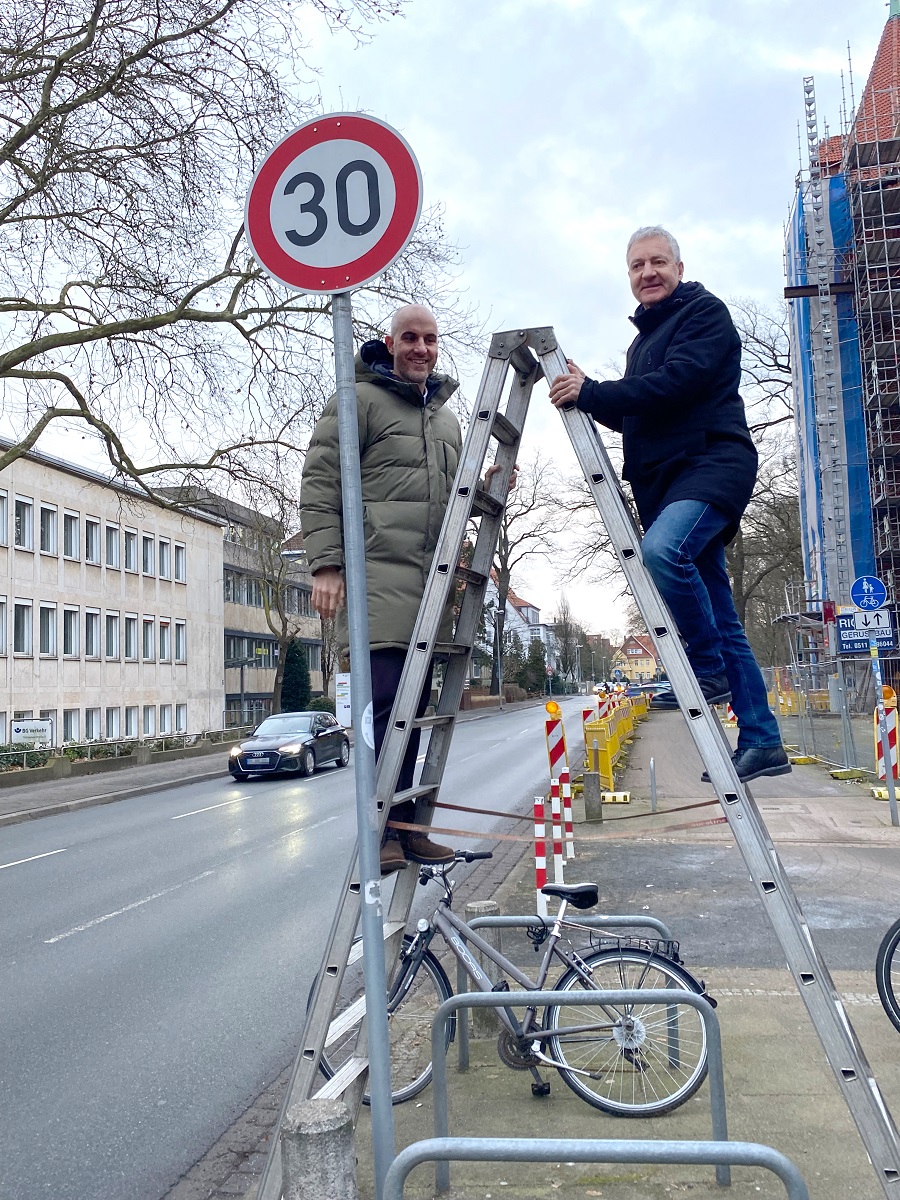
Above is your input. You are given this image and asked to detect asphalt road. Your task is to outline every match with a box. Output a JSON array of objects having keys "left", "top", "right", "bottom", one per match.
[{"left": 0, "top": 697, "right": 582, "bottom": 1200}]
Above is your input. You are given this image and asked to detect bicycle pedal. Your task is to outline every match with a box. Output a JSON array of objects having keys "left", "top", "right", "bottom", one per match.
[{"left": 531, "top": 1080, "right": 551, "bottom": 1097}]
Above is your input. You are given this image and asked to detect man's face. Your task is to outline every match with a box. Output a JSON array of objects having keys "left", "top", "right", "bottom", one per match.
[
  {"left": 385, "top": 309, "right": 439, "bottom": 389},
  {"left": 627, "top": 236, "right": 684, "bottom": 308}
]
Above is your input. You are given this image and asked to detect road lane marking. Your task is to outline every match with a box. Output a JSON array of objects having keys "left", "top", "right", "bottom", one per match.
[
  {"left": 0, "top": 848, "right": 67, "bottom": 872},
  {"left": 45, "top": 870, "right": 216, "bottom": 943},
  {"left": 171, "top": 798, "right": 251, "bottom": 820},
  {"left": 45, "top": 814, "right": 342, "bottom": 944}
]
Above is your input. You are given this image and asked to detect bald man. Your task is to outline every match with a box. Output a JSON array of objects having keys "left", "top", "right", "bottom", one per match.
[{"left": 300, "top": 305, "right": 462, "bottom": 873}]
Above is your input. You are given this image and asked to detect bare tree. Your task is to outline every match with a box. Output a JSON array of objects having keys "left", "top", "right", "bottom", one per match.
[
  {"left": 487, "top": 454, "right": 570, "bottom": 694},
  {"left": 0, "top": 0, "right": 479, "bottom": 496},
  {"left": 552, "top": 593, "right": 588, "bottom": 684}
]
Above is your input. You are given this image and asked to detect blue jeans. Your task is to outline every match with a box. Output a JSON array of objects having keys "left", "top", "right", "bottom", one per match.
[{"left": 641, "top": 500, "right": 781, "bottom": 749}]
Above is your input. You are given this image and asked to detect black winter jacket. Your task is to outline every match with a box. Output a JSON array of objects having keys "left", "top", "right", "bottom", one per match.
[{"left": 574, "top": 281, "right": 757, "bottom": 541}]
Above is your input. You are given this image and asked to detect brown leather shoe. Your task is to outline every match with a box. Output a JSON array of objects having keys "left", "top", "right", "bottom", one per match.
[
  {"left": 380, "top": 840, "right": 408, "bottom": 875},
  {"left": 403, "top": 832, "right": 455, "bottom": 864}
]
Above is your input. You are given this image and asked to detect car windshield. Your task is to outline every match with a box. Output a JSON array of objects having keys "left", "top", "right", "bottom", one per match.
[{"left": 254, "top": 716, "right": 313, "bottom": 737}]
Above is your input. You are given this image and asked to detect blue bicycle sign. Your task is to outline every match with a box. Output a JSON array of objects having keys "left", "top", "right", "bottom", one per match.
[{"left": 850, "top": 575, "right": 888, "bottom": 611}]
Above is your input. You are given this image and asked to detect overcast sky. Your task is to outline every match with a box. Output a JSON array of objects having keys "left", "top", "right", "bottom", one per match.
[{"left": 303, "top": 0, "right": 885, "bottom": 637}]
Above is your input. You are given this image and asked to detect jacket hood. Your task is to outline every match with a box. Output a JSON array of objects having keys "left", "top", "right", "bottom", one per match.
[
  {"left": 630, "top": 280, "right": 706, "bottom": 332},
  {"left": 355, "top": 338, "right": 458, "bottom": 406}
]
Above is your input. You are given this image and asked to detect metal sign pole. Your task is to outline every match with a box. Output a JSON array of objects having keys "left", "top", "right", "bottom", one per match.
[
  {"left": 332, "top": 289, "right": 395, "bottom": 1193},
  {"left": 869, "top": 638, "right": 900, "bottom": 827}
]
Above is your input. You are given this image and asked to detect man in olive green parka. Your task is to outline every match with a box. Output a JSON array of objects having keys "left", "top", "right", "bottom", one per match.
[{"left": 300, "top": 305, "right": 461, "bottom": 874}]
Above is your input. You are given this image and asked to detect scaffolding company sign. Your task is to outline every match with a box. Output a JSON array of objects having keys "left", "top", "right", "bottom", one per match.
[{"left": 837, "top": 608, "right": 895, "bottom": 654}]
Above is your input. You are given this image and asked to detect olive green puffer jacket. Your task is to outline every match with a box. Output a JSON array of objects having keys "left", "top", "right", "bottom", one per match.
[{"left": 300, "top": 340, "right": 462, "bottom": 653}]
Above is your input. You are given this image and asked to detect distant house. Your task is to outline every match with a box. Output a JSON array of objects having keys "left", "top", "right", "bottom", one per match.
[
  {"left": 610, "top": 634, "right": 660, "bottom": 683},
  {"left": 473, "top": 575, "right": 559, "bottom": 684}
]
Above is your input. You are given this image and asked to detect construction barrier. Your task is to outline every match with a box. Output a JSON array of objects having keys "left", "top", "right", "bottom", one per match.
[
  {"left": 550, "top": 782, "right": 564, "bottom": 884},
  {"left": 582, "top": 696, "right": 641, "bottom": 791},
  {"left": 875, "top": 688, "right": 898, "bottom": 781},
  {"left": 560, "top": 767, "right": 574, "bottom": 859},
  {"left": 544, "top": 706, "right": 568, "bottom": 780},
  {"left": 721, "top": 703, "right": 738, "bottom": 728}
]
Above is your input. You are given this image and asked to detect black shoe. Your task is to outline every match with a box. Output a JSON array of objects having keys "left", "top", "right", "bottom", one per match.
[
  {"left": 650, "top": 674, "right": 731, "bottom": 709},
  {"left": 701, "top": 745, "right": 791, "bottom": 784}
]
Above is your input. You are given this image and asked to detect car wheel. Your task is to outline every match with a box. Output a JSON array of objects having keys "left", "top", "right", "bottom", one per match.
[
  {"left": 335, "top": 740, "right": 350, "bottom": 768},
  {"left": 230, "top": 770, "right": 248, "bottom": 782},
  {"left": 301, "top": 748, "right": 316, "bottom": 776}
]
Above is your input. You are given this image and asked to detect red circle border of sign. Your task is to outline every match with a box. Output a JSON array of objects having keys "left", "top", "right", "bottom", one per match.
[{"left": 245, "top": 114, "right": 422, "bottom": 293}]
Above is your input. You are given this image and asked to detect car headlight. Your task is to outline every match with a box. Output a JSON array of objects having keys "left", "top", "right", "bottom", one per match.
[
  {"left": 278, "top": 743, "right": 302, "bottom": 755},
  {"left": 229, "top": 746, "right": 242, "bottom": 756}
]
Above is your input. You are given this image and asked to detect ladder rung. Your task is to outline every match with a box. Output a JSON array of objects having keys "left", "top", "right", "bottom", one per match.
[
  {"left": 491, "top": 412, "right": 520, "bottom": 445},
  {"left": 325, "top": 994, "right": 366, "bottom": 1046},
  {"left": 434, "top": 641, "right": 470, "bottom": 656},
  {"left": 313, "top": 1055, "right": 369, "bottom": 1100},
  {"left": 456, "top": 565, "right": 487, "bottom": 586},
  {"left": 471, "top": 488, "right": 504, "bottom": 518},
  {"left": 389, "top": 783, "right": 438, "bottom": 806},
  {"left": 346, "top": 920, "right": 406, "bottom": 967},
  {"left": 412, "top": 714, "right": 454, "bottom": 730}
]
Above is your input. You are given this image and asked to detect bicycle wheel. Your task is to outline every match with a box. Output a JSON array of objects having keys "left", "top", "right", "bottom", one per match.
[
  {"left": 319, "top": 935, "right": 454, "bottom": 1104},
  {"left": 876, "top": 917, "right": 900, "bottom": 1033},
  {"left": 543, "top": 946, "right": 709, "bottom": 1116}
]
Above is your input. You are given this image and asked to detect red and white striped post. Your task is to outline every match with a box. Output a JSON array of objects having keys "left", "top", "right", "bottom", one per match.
[
  {"left": 560, "top": 767, "right": 574, "bottom": 859},
  {"left": 550, "top": 781, "right": 564, "bottom": 884},
  {"left": 533, "top": 795, "right": 548, "bottom": 918},
  {"left": 545, "top": 714, "right": 568, "bottom": 780}
]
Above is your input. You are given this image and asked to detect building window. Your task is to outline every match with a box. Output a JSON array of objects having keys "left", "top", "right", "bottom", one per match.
[
  {"left": 63, "top": 607, "right": 79, "bottom": 656},
  {"left": 105, "top": 613, "right": 120, "bottom": 659},
  {"left": 40, "top": 506, "right": 58, "bottom": 555},
  {"left": 84, "top": 707, "right": 101, "bottom": 740},
  {"left": 0, "top": 491, "right": 7, "bottom": 544},
  {"left": 159, "top": 703, "right": 173, "bottom": 734},
  {"left": 124, "top": 706, "right": 139, "bottom": 737},
  {"left": 308, "top": 643, "right": 322, "bottom": 673},
  {"left": 124, "top": 529, "right": 138, "bottom": 572},
  {"left": 174, "top": 543, "right": 186, "bottom": 582},
  {"left": 0, "top": 597, "right": 6, "bottom": 655},
  {"left": 14, "top": 496, "right": 33, "bottom": 549},
  {"left": 63, "top": 512, "right": 80, "bottom": 559},
  {"left": 142, "top": 535, "right": 155, "bottom": 576},
  {"left": 175, "top": 703, "right": 187, "bottom": 732},
  {"left": 63, "top": 708, "right": 80, "bottom": 742},
  {"left": 174, "top": 619, "right": 187, "bottom": 663},
  {"left": 105, "top": 524, "right": 120, "bottom": 568},
  {"left": 223, "top": 569, "right": 237, "bottom": 603},
  {"left": 105, "top": 707, "right": 120, "bottom": 739},
  {"left": 159, "top": 618, "right": 171, "bottom": 662},
  {"left": 13, "top": 600, "right": 32, "bottom": 655},
  {"left": 85, "top": 518, "right": 101, "bottom": 564},
  {"left": 124, "top": 614, "right": 138, "bottom": 660},
  {"left": 39, "top": 604, "right": 57, "bottom": 656},
  {"left": 142, "top": 705, "right": 156, "bottom": 736},
  {"left": 158, "top": 538, "right": 171, "bottom": 579},
  {"left": 39, "top": 709, "right": 57, "bottom": 746},
  {"left": 142, "top": 616, "right": 155, "bottom": 661},
  {"left": 84, "top": 609, "right": 100, "bottom": 658}
]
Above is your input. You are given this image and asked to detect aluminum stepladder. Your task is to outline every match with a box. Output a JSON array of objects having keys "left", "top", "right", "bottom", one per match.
[
  {"left": 257, "top": 329, "right": 538, "bottom": 1200},
  {"left": 525, "top": 327, "right": 900, "bottom": 1196},
  {"left": 261, "top": 326, "right": 900, "bottom": 1200}
]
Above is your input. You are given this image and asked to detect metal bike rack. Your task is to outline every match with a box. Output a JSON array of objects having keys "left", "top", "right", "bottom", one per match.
[
  {"left": 431, "top": 989, "right": 730, "bottom": 1193},
  {"left": 455, "top": 914, "right": 677, "bottom": 1072},
  {"left": 383, "top": 1137, "right": 810, "bottom": 1200}
]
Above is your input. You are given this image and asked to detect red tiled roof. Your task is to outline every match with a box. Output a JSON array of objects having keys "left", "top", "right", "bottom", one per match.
[{"left": 851, "top": 13, "right": 900, "bottom": 144}]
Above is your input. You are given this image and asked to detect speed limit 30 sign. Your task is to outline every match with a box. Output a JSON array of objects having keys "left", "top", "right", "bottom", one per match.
[{"left": 245, "top": 113, "right": 422, "bottom": 293}]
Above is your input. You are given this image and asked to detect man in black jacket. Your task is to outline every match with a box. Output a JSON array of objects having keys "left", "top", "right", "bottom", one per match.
[{"left": 549, "top": 227, "right": 789, "bottom": 783}]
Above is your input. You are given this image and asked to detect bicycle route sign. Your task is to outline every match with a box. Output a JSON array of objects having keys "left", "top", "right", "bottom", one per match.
[
  {"left": 244, "top": 113, "right": 423, "bottom": 294},
  {"left": 837, "top": 607, "right": 895, "bottom": 654},
  {"left": 850, "top": 575, "right": 887, "bottom": 611}
]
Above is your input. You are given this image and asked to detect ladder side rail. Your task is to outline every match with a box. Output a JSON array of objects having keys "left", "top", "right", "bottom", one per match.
[{"left": 533, "top": 337, "right": 900, "bottom": 1190}]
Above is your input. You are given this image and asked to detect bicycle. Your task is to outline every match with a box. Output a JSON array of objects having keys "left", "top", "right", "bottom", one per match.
[
  {"left": 876, "top": 916, "right": 900, "bottom": 1033},
  {"left": 318, "top": 850, "right": 713, "bottom": 1117}
]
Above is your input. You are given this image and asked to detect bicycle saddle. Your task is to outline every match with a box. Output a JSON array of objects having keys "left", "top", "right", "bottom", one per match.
[{"left": 540, "top": 883, "right": 599, "bottom": 910}]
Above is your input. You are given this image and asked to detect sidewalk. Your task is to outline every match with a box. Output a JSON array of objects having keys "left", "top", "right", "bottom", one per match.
[{"left": 342, "top": 711, "right": 900, "bottom": 1199}]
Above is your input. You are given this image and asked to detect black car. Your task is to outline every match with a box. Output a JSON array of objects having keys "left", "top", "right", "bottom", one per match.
[{"left": 228, "top": 711, "right": 350, "bottom": 780}]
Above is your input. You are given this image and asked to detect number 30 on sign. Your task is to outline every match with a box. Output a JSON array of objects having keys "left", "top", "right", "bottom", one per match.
[{"left": 245, "top": 113, "right": 423, "bottom": 295}]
